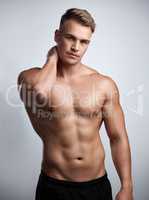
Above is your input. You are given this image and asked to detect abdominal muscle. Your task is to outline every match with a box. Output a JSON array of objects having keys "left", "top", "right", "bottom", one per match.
[{"left": 41, "top": 130, "right": 106, "bottom": 182}]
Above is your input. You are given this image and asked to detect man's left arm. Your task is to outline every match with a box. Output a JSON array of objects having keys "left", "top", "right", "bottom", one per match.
[{"left": 102, "top": 77, "right": 134, "bottom": 200}]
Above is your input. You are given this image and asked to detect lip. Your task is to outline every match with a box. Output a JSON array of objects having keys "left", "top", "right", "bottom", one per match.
[{"left": 67, "top": 53, "right": 80, "bottom": 58}]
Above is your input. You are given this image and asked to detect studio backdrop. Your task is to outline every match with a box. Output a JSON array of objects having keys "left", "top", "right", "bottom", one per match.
[{"left": 0, "top": 0, "right": 148, "bottom": 199}]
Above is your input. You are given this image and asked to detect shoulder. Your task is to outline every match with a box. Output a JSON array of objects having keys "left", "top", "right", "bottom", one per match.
[
  {"left": 17, "top": 67, "right": 41, "bottom": 85},
  {"left": 93, "top": 71, "right": 118, "bottom": 87},
  {"left": 92, "top": 72, "right": 120, "bottom": 98},
  {"left": 82, "top": 65, "right": 119, "bottom": 94},
  {"left": 101, "top": 74, "right": 119, "bottom": 92}
]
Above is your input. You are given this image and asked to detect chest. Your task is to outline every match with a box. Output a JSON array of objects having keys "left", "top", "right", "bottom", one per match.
[{"left": 47, "top": 79, "right": 105, "bottom": 116}]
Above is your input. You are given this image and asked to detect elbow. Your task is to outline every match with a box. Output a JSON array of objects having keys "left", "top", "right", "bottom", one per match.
[
  {"left": 109, "top": 134, "right": 129, "bottom": 148},
  {"left": 109, "top": 135, "right": 121, "bottom": 144},
  {"left": 109, "top": 131, "right": 126, "bottom": 144}
]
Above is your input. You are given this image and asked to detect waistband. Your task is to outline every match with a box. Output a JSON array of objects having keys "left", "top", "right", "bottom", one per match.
[{"left": 40, "top": 169, "right": 108, "bottom": 188}]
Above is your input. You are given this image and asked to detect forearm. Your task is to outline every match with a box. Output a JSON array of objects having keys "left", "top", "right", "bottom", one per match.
[
  {"left": 40, "top": 60, "right": 57, "bottom": 86},
  {"left": 35, "top": 46, "right": 58, "bottom": 91},
  {"left": 18, "top": 47, "right": 58, "bottom": 107},
  {"left": 110, "top": 134, "right": 133, "bottom": 190}
]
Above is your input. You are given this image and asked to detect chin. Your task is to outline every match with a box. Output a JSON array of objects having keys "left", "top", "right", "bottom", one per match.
[{"left": 61, "top": 57, "right": 79, "bottom": 65}]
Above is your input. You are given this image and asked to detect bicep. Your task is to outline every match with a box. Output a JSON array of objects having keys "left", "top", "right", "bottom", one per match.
[
  {"left": 17, "top": 69, "right": 33, "bottom": 103},
  {"left": 102, "top": 80, "right": 127, "bottom": 140},
  {"left": 17, "top": 67, "right": 39, "bottom": 100},
  {"left": 17, "top": 67, "right": 40, "bottom": 87},
  {"left": 103, "top": 101, "right": 127, "bottom": 139},
  {"left": 17, "top": 71, "right": 25, "bottom": 88},
  {"left": 17, "top": 70, "right": 27, "bottom": 101}
]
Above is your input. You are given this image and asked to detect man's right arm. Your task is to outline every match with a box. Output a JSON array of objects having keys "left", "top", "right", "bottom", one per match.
[
  {"left": 17, "top": 46, "right": 59, "bottom": 105},
  {"left": 17, "top": 69, "right": 28, "bottom": 101},
  {"left": 17, "top": 68, "right": 39, "bottom": 102}
]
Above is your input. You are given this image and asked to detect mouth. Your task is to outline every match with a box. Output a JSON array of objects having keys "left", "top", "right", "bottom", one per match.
[{"left": 66, "top": 52, "right": 80, "bottom": 58}]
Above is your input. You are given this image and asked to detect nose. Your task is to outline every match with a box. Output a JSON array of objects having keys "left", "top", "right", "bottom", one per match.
[{"left": 71, "top": 41, "right": 79, "bottom": 52}]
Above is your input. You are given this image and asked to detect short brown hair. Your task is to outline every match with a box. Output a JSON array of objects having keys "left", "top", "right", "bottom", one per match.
[{"left": 59, "top": 8, "right": 96, "bottom": 33}]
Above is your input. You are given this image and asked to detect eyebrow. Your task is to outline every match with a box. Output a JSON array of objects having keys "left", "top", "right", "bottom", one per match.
[{"left": 62, "top": 33, "right": 90, "bottom": 43}]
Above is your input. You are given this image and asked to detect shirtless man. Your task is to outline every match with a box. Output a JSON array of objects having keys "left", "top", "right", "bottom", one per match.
[{"left": 17, "top": 8, "right": 133, "bottom": 200}]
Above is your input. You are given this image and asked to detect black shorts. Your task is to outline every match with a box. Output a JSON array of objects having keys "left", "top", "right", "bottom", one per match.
[{"left": 35, "top": 170, "right": 113, "bottom": 200}]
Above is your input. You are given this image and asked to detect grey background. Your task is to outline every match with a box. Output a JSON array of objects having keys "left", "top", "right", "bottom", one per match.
[{"left": 0, "top": 0, "right": 148, "bottom": 199}]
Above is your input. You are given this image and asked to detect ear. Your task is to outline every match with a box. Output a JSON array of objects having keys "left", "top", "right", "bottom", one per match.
[{"left": 54, "top": 29, "right": 61, "bottom": 43}]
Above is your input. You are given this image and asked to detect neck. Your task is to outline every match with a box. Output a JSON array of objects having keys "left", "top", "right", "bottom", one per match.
[{"left": 57, "top": 59, "right": 83, "bottom": 80}]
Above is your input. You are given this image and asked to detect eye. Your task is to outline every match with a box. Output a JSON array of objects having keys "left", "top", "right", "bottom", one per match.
[
  {"left": 81, "top": 40, "right": 89, "bottom": 44},
  {"left": 65, "top": 35, "right": 73, "bottom": 40}
]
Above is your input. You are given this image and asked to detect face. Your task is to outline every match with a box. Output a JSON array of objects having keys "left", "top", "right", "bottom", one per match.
[{"left": 55, "top": 19, "right": 92, "bottom": 65}]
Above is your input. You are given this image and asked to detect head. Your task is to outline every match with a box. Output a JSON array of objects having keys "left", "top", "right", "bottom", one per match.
[{"left": 54, "top": 8, "right": 96, "bottom": 65}]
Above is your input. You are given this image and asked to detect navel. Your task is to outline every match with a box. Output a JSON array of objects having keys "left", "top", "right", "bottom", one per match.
[{"left": 76, "top": 157, "right": 83, "bottom": 160}]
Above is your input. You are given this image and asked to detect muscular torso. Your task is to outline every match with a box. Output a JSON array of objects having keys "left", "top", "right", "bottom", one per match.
[{"left": 22, "top": 66, "right": 107, "bottom": 181}]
